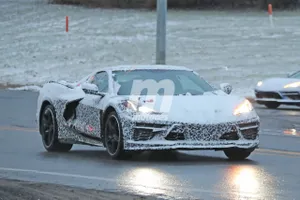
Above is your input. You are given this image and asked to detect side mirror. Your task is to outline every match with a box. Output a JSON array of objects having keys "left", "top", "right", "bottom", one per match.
[
  {"left": 81, "top": 82, "right": 102, "bottom": 96},
  {"left": 220, "top": 83, "right": 232, "bottom": 95}
]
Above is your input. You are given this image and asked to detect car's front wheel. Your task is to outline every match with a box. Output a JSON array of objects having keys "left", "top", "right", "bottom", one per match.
[
  {"left": 104, "top": 111, "right": 130, "bottom": 160},
  {"left": 40, "top": 104, "right": 73, "bottom": 152},
  {"left": 264, "top": 102, "right": 280, "bottom": 109},
  {"left": 223, "top": 148, "right": 254, "bottom": 160}
]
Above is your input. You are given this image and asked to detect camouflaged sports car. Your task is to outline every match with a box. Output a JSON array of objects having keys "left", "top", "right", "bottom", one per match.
[{"left": 36, "top": 65, "right": 260, "bottom": 160}]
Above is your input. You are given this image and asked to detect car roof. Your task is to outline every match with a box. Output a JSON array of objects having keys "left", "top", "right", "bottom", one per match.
[
  {"left": 77, "top": 65, "right": 197, "bottom": 84},
  {"left": 97, "top": 65, "right": 192, "bottom": 72}
]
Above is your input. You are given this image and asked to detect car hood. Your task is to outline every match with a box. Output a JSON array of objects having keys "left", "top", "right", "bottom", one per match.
[
  {"left": 112, "top": 94, "right": 258, "bottom": 124},
  {"left": 255, "top": 77, "right": 300, "bottom": 91}
]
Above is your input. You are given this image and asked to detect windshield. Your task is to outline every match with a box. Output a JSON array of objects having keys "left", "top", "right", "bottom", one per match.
[
  {"left": 112, "top": 69, "right": 215, "bottom": 96},
  {"left": 289, "top": 71, "right": 300, "bottom": 79}
]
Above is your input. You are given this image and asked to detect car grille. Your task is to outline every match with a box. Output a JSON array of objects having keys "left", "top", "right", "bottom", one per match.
[
  {"left": 219, "top": 121, "right": 259, "bottom": 141},
  {"left": 132, "top": 120, "right": 259, "bottom": 141},
  {"left": 219, "top": 131, "right": 239, "bottom": 140},
  {"left": 135, "top": 122, "right": 166, "bottom": 128},
  {"left": 255, "top": 91, "right": 281, "bottom": 99},
  {"left": 169, "top": 123, "right": 239, "bottom": 141},
  {"left": 280, "top": 91, "right": 300, "bottom": 100},
  {"left": 240, "top": 128, "right": 258, "bottom": 140},
  {"left": 238, "top": 121, "right": 259, "bottom": 140},
  {"left": 238, "top": 121, "right": 259, "bottom": 128},
  {"left": 132, "top": 129, "right": 155, "bottom": 141},
  {"left": 165, "top": 132, "right": 185, "bottom": 141}
]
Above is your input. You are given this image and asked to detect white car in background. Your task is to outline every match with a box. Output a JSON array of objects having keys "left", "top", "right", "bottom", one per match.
[{"left": 254, "top": 70, "right": 300, "bottom": 109}]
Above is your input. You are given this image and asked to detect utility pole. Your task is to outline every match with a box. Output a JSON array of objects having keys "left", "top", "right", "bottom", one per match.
[{"left": 156, "top": 0, "right": 167, "bottom": 65}]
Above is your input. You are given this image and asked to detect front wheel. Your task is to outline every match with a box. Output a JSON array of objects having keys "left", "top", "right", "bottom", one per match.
[
  {"left": 40, "top": 104, "right": 73, "bottom": 152},
  {"left": 223, "top": 148, "right": 254, "bottom": 160},
  {"left": 104, "top": 111, "right": 130, "bottom": 160}
]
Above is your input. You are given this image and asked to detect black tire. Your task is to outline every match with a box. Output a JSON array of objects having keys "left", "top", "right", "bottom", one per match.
[
  {"left": 40, "top": 104, "right": 73, "bottom": 152},
  {"left": 104, "top": 111, "right": 130, "bottom": 160},
  {"left": 265, "top": 102, "right": 280, "bottom": 109},
  {"left": 223, "top": 148, "right": 254, "bottom": 160}
]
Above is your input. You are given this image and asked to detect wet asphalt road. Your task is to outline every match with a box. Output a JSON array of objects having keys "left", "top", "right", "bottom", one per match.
[{"left": 0, "top": 90, "right": 300, "bottom": 199}]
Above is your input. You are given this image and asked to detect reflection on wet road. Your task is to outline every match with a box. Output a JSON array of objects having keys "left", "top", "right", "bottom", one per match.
[
  {"left": 118, "top": 168, "right": 184, "bottom": 198},
  {"left": 284, "top": 129, "right": 300, "bottom": 136},
  {"left": 256, "top": 104, "right": 300, "bottom": 138},
  {"left": 117, "top": 164, "right": 279, "bottom": 200},
  {"left": 218, "top": 166, "right": 276, "bottom": 200}
]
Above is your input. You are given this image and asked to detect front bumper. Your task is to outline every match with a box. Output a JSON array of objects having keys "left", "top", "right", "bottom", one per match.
[
  {"left": 124, "top": 140, "right": 259, "bottom": 150},
  {"left": 255, "top": 90, "right": 300, "bottom": 104},
  {"left": 122, "top": 117, "right": 260, "bottom": 151}
]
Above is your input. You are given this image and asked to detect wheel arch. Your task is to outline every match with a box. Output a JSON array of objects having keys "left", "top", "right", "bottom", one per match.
[
  {"left": 101, "top": 106, "right": 117, "bottom": 135},
  {"left": 39, "top": 100, "right": 52, "bottom": 134}
]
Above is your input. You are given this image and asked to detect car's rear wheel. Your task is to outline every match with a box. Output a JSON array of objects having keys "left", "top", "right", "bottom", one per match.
[
  {"left": 223, "top": 148, "right": 254, "bottom": 160},
  {"left": 264, "top": 102, "right": 280, "bottom": 109},
  {"left": 40, "top": 104, "right": 73, "bottom": 152},
  {"left": 104, "top": 111, "right": 131, "bottom": 160}
]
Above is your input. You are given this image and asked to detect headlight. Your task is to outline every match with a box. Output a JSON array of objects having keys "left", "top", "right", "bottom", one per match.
[
  {"left": 284, "top": 82, "right": 300, "bottom": 88},
  {"left": 123, "top": 100, "right": 156, "bottom": 113},
  {"left": 257, "top": 81, "right": 263, "bottom": 87},
  {"left": 138, "top": 106, "right": 156, "bottom": 113},
  {"left": 234, "top": 100, "right": 253, "bottom": 116}
]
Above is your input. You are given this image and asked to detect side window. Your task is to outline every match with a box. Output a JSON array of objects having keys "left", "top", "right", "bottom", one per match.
[
  {"left": 292, "top": 71, "right": 300, "bottom": 79},
  {"left": 91, "top": 72, "right": 109, "bottom": 93}
]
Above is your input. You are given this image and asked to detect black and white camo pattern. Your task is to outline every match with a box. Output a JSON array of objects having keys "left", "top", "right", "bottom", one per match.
[
  {"left": 37, "top": 93, "right": 259, "bottom": 151},
  {"left": 36, "top": 65, "right": 260, "bottom": 151}
]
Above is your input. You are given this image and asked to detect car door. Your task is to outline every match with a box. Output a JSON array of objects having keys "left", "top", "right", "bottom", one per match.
[{"left": 74, "top": 71, "right": 109, "bottom": 139}]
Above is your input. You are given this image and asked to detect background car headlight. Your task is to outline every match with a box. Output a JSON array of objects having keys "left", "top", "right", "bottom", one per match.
[
  {"left": 234, "top": 100, "right": 253, "bottom": 115},
  {"left": 284, "top": 82, "right": 300, "bottom": 88},
  {"left": 257, "top": 81, "right": 263, "bottom": 87}
]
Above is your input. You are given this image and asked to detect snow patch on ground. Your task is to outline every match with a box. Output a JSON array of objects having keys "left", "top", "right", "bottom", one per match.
[
  {"left": 8, "top": 85, "right": 42, "bottom": 92},
  {"left": 1, "top": 0, "right": 300, "bottom": 97}
]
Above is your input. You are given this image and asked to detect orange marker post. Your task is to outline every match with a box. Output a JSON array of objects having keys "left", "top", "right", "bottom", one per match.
[
  {"left": 268, "top": 4, "right": 272, "bottom": 15},
  {"left": 268, "top": 4, "right": 274, "bottom": 27},
  {"left": 66, "top": 16, "right": 69, "bottom": 32}
]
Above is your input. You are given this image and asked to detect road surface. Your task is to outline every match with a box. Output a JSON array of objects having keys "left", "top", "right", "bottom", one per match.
[{"left": 0, "top": 90, "right": 300, "bottom": 199}]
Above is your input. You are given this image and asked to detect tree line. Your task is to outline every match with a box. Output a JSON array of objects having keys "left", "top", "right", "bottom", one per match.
[{"left": 49, "top": 0, "right": 299, "bottom": 9}]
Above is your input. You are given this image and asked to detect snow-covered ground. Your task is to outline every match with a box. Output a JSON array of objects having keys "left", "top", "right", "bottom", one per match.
[{"left": 1, "top": 0, "right": 300, "bottom": 96}]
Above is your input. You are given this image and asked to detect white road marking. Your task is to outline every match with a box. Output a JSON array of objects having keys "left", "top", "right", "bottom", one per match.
[
  {"left": 0, "top": 126, "right": 38, "bottom": 132},
  {"left": 256, "top": 149, "right": 300, "bottom": 156},
  {"left": 0, "top": 167, "right": 114, "bottom": 182}
]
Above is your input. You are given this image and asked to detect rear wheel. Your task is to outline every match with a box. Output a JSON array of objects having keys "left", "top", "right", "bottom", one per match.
[
  {"left": 104, "top": 111, "right": 131, "bottom": 159},
  {"left": 265, "top": 102, "right": 280, "bottom": 109},
  {"left": 40, "top": 104, "right": 73, "bottom": 152},
  {"left": 223, "top": 148, "right": 254, "bottom": 160}
]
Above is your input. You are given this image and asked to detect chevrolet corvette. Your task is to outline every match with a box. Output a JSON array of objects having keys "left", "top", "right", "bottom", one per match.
[
  {"left": 36, "top": 65, "right": 260, "bottom": 160},
  {"left": 255, "top": 70, "right": 300, "bottom": 108}
]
